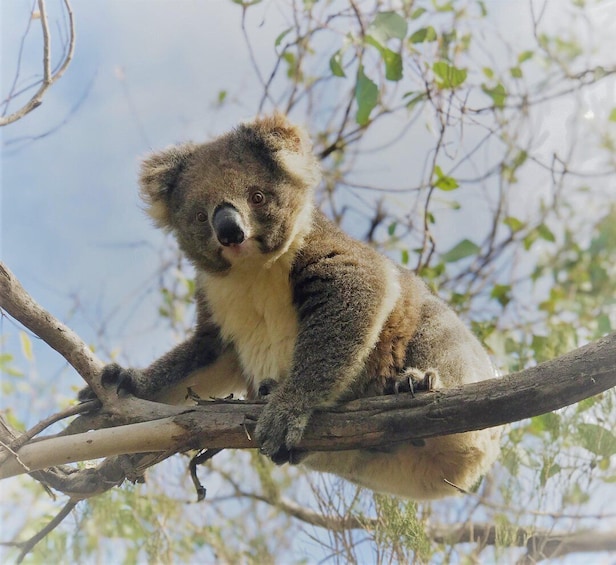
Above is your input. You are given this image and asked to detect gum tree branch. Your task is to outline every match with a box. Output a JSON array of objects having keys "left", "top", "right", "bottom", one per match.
[
  {"left": 0, "top": 259, "right": 615, "bottom": 486},
  {"left": 0, "top": 0, "right": 75, "bottom": 127}
]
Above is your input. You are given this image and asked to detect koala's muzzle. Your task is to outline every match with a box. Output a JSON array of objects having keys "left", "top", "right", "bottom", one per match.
[{"left": 212, "top": 204, "right": 246, "bottom": 246}]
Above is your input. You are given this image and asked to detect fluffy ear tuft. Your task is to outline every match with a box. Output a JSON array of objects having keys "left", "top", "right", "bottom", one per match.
[
  {"left": 139, "top": 143, "right": 195, "bottom": 229},
  {"left": 245, "top": 113, "right": 321, "bottom": 188}
]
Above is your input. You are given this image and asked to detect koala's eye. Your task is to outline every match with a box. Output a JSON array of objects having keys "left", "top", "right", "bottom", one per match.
[
  {"left": 249, "top": 190, "right": 266, "bottom": 207},
  {"left": 196, "top": 211, "right": 207, "bottom": 222}
]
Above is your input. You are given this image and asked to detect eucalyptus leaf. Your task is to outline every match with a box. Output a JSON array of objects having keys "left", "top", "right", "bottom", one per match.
[
  {"left": 442, "top": 239, "right": 480, "bottom": 262},
  {"left": 355, "top": 66, "right": 378, "bottom": 125}
]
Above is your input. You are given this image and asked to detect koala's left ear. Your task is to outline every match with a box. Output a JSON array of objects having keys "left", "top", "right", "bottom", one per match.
[
  {"left": 139, "top": 143, "right": 196, "bottom": 229},
  {"left": 248, "top": 113, "right": 321, "bottom": 188}
]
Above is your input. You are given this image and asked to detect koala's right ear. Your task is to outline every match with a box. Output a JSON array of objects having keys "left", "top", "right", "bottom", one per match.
[{"left": 139, "top": 143, "right": 196, "bottom": 229}]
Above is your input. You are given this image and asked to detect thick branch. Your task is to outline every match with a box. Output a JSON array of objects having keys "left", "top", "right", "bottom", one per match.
[
  {"left": 1, "top": 332, "right": 614, "bottom": 480},
  {"left": 1, "top": 259, "right": 615, "bottom": 485}
]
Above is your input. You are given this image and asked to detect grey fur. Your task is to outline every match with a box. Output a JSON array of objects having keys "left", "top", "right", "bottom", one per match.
[{"left": 91, "top": 114, "right": 500, "bottom": 499}]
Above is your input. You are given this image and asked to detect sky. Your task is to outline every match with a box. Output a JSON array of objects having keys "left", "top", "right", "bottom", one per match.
[
  {"left": 1, "top": 0, "right": 615, "bottom": 561},
  {"left": 1, "top": 1, "right": 293, "bottom": 405},
  {"left": 2, "top": 0, "right": 614, "bottom": 401}
]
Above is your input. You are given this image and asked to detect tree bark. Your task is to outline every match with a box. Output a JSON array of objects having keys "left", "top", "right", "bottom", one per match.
[{"left": 1, "top": 259, "right": 615, "bottom": 482}]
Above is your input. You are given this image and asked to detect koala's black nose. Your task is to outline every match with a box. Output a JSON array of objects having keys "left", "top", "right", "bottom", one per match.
[{"left": 212, "top": 205, "right": 246, "bottom": 246}]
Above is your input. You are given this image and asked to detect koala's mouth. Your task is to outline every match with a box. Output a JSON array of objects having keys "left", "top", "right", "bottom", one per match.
[{"left": 219, "top": 238, "right": 262, "bottom": 261}]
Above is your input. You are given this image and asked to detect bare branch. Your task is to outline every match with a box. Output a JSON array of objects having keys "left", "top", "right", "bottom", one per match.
[
  {"left": 217, "top": 485, "right": 616, "bottom": 561},
  {"left": 9, "top": 500, "right": 78, "bottom": 564},
  {"left": 0, "top": 0, "right": 75, "bottom": 127}
]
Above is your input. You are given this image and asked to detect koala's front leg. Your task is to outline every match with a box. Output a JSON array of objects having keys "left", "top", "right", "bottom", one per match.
[
  {"left": 255, "top": 254, "right": 393, "bottom": 464},
  {"left": 78, "top": 318, "right": 231, "bottom": 405}
]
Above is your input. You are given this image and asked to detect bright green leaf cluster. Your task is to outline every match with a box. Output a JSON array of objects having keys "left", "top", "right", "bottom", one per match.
[
  {"left": 433, "top": 61, "right": 468, "bottom": 89},
  {"left": 433, "top": 165, "right": 459, "bottom": 190}
]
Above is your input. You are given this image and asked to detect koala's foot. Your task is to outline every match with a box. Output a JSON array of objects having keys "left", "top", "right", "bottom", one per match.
[
  {"left": 385, "top": 368, "right": 441, "bottom": 397},
  {"left": 78, "top": 363, "right": 143, "bottom": 402}
]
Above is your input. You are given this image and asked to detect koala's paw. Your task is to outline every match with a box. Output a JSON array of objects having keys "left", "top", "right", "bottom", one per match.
[
  {"left": 385, "top": 368, "right": 442, "bottom": 397},
  {"left": 255, "top": 396, "right": 311, "bottom": 465},
  {"left": 78, "top": 363, "right": 145, "bottom": 402}
]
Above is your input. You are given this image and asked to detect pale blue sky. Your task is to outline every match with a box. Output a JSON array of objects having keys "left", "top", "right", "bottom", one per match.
[
  {"left": 2, "top": 0, "right": 615, "bottom": 416},
  {"left": 1, "top": 1, "right": 616, "bottom": 562}
]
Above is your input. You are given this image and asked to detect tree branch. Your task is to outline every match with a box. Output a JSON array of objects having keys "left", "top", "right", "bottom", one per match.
[
  {"left": 1, "top": 331, "right": 614, "bottom": 480},
  {"left": 1, "top": 260, "right": 615, "bottom": 497},
  {"left": 0, "top": 0, "right": 76, "bottom": 127}
]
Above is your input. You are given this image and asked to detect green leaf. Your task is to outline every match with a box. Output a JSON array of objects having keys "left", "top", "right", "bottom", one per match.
[
  {"left": 477, "top": 0, "right": 488, "bottom": 17},
  {"left": 609, "top": 107, "right": 616, "bottom": 122},
  {"left": 442, "top": 239, "right": 480, "bottom": 262},
  {"left": 432, "top": 61, "right": 467, "bottom": 89},
  {"left": 0, "top": 353, "right": 13, "bottom": 364},
  {"left": 517, "top": 50, "right": 534, "bottom": 63},
  {"left": 523, "top": 229, "right": 538, "bottom": 250},
  {"left": 482, "top": 66, "right": 494, "bottom": 79},
  {"left": 401, "top": 248, "right": 410, "bottom": 265},
  {"left": 388, "top": 222, "right": 397, "bottom": 236},
  {"left": 434, "top": 1, "right": 454, "bottom": 12},
  {"left": 329, "top": 50, "right": 346, "bottom": 77},
  {"left": 597, "top": 313, "right": 612, "bottom": 335},
  {"left": 577, "top": 423, "right": 616, "bottom": 457},
  {"left": 482, "top": 83, "right": 507, "bottom": 108},
  {"left": 369, "top": 11, "right": 408, "bottom": 43},
  {"left": 365, "top": 36, "right": 403, "bottom": 81},
  {"left": 510, "top": 66, "right": 523, "bottom": 78},
  {"left": 20, "top": 331, "right": 33, "bottom": 362},
  {"left": 410, "top": 7, "right": 426, "bottom": 19},
  {"left": 490, "top": 284, "right": 512, "bottom": 307},
  {"left": 433, "top": 164, "right": 459, "bottom": 190},
  {"left": 504, "top": 216, "right": 525, "bottom": 232},
  {"left": 274, "top": 27, "right": 292, "bottom": 48},
  {"left": 540, "top": 461, "right": 561, "bottom": 487},
  {"left": 537, "top": 223, "right": 556, "bottom": 242},
  {"left": 355, "top": 66, "right": 378, "bottom": 125},
  {"left": 409, "top": 26, "right": 437, "bottom": 43},
  {"left": 529, "top": 412, "right": 561, "bottom": 438}
]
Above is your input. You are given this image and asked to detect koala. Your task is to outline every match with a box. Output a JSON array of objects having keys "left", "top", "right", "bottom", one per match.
[{"left": 87, "top": 113, "right": 500, "bottom": 500}]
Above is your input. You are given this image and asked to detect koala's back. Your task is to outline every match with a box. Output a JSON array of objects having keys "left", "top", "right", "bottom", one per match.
[
  {"left": 290, "top": 210, "right": 493, "bottom": 396},
  {"left": 288, "top": 212, "right": 500, "bottom": 499}
]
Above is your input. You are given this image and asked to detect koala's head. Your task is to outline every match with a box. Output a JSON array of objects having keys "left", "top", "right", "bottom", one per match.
[{"left": 139, "top": 114, "right": 321, "bottom": 273}]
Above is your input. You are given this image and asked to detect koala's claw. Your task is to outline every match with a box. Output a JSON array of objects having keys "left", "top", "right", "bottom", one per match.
[
  {"left": 100, "top": 363, "right": 138, "bottom": 396},
  {"left": 77, "top": 363, "right": 141, "bottom": 402},
  {"left": 385, "top": 368, "right": 441, "bottom": 397}
]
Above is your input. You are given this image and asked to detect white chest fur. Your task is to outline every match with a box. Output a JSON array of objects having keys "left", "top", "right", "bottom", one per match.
[{"left": 199, "top": 256, "right": 298, "bottom": 387}]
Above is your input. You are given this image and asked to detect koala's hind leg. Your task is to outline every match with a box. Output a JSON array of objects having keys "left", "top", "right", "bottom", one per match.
[{"left": 384, "top": 367, "right": 441, "bottom": 396}]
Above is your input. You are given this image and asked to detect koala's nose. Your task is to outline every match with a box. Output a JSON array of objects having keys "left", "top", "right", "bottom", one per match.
[{"left": 212, "top": 204, "right": 246, "bottom": 246}]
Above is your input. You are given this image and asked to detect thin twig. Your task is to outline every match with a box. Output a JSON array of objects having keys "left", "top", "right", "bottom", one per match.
[{"left": 0, "top": 0, "right": 75, "bottom": 127}]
